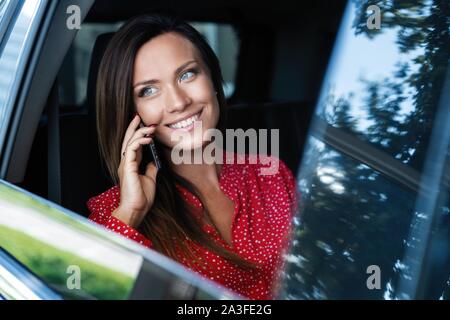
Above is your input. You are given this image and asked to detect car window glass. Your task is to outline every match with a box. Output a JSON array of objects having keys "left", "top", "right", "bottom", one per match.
[
  {"left": 418, "top": 168, "right": 450, "bottom": 299},
  {"left": 0, "top": 181, "right": 143, "bottom": 299},
  {"left": 396, "top": 67, "right": 450, "bottom": 299},
  {"left": 279, "top": 136, "right": 417, "bottom": 299},
  {"left": 189, "top": 22, "right": 238, "bottom": 98},
  {"left": 0, "top": 0, "right": 12, "bottom": 24},
  {"left": 435, "top": 193, "right": 450, "bottom": 299},
  {"left": 315, "top": 1, "right": 449, "bottom": 173},
  {"left": 0, "top": 0, "right": 43, "bottom": 150},
  {"left": 279, "top": 0, "right": 449, "bottom": 299}
]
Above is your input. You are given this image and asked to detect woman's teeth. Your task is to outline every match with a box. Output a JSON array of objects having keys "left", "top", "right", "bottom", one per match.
[{"left": 168, "top": 112, "right": 200, "bottom": 129}]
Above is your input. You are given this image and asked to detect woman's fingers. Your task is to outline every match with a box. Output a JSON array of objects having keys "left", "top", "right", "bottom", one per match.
[
  {"left": 123, "top": 136, "right": 153, "bottom": 164},
  {"left": 121, "top": 125, "right": 156, "bottom": 156},
  {"left": 121, "top": 114, "right": 141, "bottom": 154}
]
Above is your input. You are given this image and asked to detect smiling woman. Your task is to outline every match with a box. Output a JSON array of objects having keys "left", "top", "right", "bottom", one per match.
[
  {"left": 88, "top": 14, "right": 298, "bottom": 299},
  {"left": 132, "top": 32, "right": 219, "bottom": 151}
]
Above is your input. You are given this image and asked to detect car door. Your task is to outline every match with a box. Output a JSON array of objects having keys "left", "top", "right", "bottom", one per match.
[{"left": 0, "top": 177, "right": 240, "bottom": 299}]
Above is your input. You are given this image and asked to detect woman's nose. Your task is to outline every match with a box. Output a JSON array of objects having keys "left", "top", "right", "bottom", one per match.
[{"left": 165, "top": 85, "right": 192, "bottom": 112}]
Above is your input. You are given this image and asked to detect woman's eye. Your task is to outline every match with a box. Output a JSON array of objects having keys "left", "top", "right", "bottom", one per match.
[
  {"left": 139, "top": 86, "right": 158, "bottom": 97},
  {"left": 180, "top": 70, "right": 196, "bottom": 82}
]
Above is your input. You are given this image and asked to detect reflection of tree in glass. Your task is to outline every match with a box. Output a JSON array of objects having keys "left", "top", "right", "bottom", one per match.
[
  {"left": 282, "top": 138, "right": 416, "bottom": 299},
  {"left": 282, "top": 0, "right": 449, "bottom": 299},
  {"left": 352, "top": 0, "right": 449, "bottom": 171}
]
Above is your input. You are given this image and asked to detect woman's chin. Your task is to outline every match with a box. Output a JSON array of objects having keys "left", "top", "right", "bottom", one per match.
[
  {"left": 173, "top": 139, "right": 206, "bottom": 151},
  {"left": 168, "top": 137, "right": 219, "bottom": 163}
]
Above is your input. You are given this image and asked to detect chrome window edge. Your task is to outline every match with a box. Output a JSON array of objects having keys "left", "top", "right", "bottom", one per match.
[
  {"left": 0, "top": 0, "right": 20, "bottom": 49},
  {"left": 0, "top": 247, "right": 62, "bottom": 300},
  {"left": 1, "top": 0, "right": 91, "bottom": 182},
  {"left": 0, "top": 0, "right": 48, "bottom": 161}
]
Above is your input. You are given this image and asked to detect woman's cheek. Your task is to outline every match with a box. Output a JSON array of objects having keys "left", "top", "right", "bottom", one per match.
[
  {"left": 153, "top": 126, "right": 175, "bottom": 147},
  {"left": 137, "top": 102, "right": 164, "bottom": 126},
  {"left": 188, "top": 76, "right": 215, "bottom": 100}
]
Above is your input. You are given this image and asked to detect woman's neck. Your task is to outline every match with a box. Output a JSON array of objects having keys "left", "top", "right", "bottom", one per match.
[{"left": 163, "top": 143, "right": 223, "bottom": 193}]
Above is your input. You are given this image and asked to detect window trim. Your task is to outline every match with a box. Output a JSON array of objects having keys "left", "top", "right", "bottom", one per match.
[
  {"left": 310, "top": 116, "right": 427, "bottom": 195},
  {"left": 0, "top": 0, "right": 49, "bottom": 180},
  {"left": 0, "top": 0, "right": 20, "bottom": 48},
  {"left": 0, "top": 247, "right": 62, "bottom": 300}
]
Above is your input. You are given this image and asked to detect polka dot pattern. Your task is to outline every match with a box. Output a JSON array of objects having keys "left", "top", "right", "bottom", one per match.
[{"left": 87, "top": 152, "right": 298, "bottom": 299}]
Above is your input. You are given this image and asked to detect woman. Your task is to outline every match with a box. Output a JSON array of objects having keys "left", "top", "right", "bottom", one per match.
[{"left": 87, "top": 14, "right": 298, "bottom": 300}]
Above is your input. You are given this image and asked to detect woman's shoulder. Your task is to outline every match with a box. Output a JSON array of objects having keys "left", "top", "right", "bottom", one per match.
[
  {"left": 224, "top": 152, "right": 293, "bottom": 181},
  {"left": 226, "top": 152, "right": 296, "bottom": 201},
  {"left": 86, "top": 185, "right": 120, "bottom": 215}
]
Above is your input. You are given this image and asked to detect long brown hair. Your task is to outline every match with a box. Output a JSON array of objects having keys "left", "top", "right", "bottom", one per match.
[{"left": 96, "top": 14, "right": 256, "bottom": 270}]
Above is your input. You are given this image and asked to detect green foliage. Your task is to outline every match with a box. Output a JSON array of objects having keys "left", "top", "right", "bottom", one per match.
[{"left": 0, "top": 225, "right": 134, "bottom": 300}]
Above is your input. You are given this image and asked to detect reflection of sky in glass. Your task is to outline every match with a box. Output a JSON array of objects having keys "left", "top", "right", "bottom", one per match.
[
  {"left": 22, "top": 0, "right": 39, "bottom": 18},
  {"left": 317, "top": 1, "right": 425, "bottom": 131},
  {"left": 0, "top": 0, "right": 41, "bottom": 145},
  {"left": 0, "top": 0, "right": 11, "bottom": 22}
]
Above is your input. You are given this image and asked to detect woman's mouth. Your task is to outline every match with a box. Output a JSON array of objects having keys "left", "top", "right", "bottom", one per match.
[{"left": 167, "top": 109, "right": 203, "bottom": 131}]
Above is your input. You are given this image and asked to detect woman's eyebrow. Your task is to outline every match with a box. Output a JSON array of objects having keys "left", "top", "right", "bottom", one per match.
[
  {"left": 133, "top": 60, "right": 197, "bottom": 89},
  {"left": 175, "top": 59, "right": 197, "bottom": 75}
]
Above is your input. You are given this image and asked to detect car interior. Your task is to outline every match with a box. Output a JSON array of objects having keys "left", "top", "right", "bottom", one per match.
[{"left": 6, "top": 0, "right": 347, "bottom": 217}]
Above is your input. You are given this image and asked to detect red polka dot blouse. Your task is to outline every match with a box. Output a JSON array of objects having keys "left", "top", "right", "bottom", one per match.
[{"left": 87, "top": 153, "right": 298, "bottom": 299}]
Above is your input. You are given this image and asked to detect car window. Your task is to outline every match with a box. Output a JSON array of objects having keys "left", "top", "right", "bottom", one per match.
[
  {"left": 396, "top": 66, "right": 450, "bottom": 299},
  {"left": 0, "top": 247, "right": 63, "bottom": 299},
  {"left": 189, "top": 22, "right": 238, "bottom": 98},
  {"left": 278, "top": 0, "right": 449, "bottom": 299},
  {"left": 315, "top": 0, "right": 449, "bottom": 173},
  {"left": 430, "top": 191, "right": 450, "bottom": 299},
  {"left": 58, "top": 22, "right": 123, "bottom": 107},
  {"left": 58, "top": 21, "right": 238, "bottom": 106},
  {"left": 0, "top": 180, "right": 142, "bottom": 299},
  {"left": 0, "top": 179, "right": 237, "bottom": 299},
  {"left": 0, "top": 0, "right": 45, "bottom": 154},
  {"left": 0, "top": 0, "right": 13, "bottom": 26},
  {"left": 404, "top": 153, "right": 450, "bottom": 300},
  {"left": 280, "top": 136, "right": 417, "bottom": 299}
]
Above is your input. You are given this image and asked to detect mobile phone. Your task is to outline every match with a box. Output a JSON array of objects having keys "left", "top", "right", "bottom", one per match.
[{"left": 140, "top": 122, "right": 162, "bottom": 170}]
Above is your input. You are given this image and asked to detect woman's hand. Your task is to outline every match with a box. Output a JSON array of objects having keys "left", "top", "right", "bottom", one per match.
[{"left": 113, "top": 114, "right": 158, "bottom": 228}]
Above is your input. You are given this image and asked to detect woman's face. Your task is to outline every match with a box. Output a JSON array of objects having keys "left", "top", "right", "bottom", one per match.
[{"left": 132, "top": 32, "right": 220, "bottom": 152}]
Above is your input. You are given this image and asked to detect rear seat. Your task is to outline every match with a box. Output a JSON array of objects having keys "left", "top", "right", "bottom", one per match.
[
  {"left": 59, "top": 33, "right": 115, "bottom": 216},
  {"left": 21, "top": 34, "right": 115, "bottom": 217},
  {"left": 226, "top": 101, "right": 311, "bottom": 175},
  {"left": 22, "top": 32, "right": 309, "bottom": 217}
]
